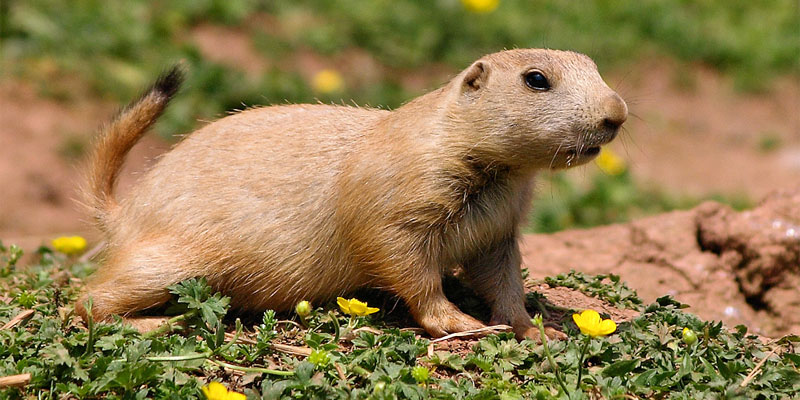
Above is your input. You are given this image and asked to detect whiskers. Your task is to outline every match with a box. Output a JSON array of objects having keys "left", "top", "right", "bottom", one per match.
[
  {"left": 565, "top": 149, "right": 576, "bottom": 167},
  {"left": 576, "top": 133, "right": 587, "bottom": 165},
  {"left": 549, "top": 142, "right": 564, "bottom": 169}
]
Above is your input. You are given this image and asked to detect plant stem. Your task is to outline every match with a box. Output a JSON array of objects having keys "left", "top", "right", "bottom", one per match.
[
  {"left": 530, "top": 296, "right": 550, "bottom": 317},
  {"left": 146, "top": 351, "right": 212, "bottom": 362},
  {"left": 350, "top": 365, "right": 370, "bottom": 377},
  {"left": 214, "top": 318, "right": 242, "bottom": 355},
  {"left": 576, "top": 336, "right": 591, "bottom": 391},
  {"left": 82, "top": 298, "right": 94, "bottom": 357},
  {"left": 535, "top": 316, "right": 569, "bottom": 395},
  {"left": 329, "top": 311, "right": 341, "bottom": 344},
  {"left": 142, "top": 311, "right": 193, "bottom": 339},
  {"left": 207, "top": 359, "right": 294, "bottom": 376}
]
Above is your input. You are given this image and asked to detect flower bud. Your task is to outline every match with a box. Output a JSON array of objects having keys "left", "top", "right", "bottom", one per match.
[
  {"left": 308, "top": 349, "right": 330, "bottom": 367},
  {"left": 682, "top": 327, "right": 698, "bottom": 345},
  {"left": 295, "top": 300, "right": 312, "bottom": 317},
  {"left": 411, "top": 366, "right": 430, "bottom": 383}
]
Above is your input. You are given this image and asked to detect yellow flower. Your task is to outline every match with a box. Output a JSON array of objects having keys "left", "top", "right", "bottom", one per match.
[
  {"left": 595, "top": 148, "right": 627, "bottom": 175},
  {"left": 337, "top": 297, "right": 379, "bottom": 316},
  {"left": 572, "top": 309, "right": 616, "bottom": 337},
  {"left": 311, "top": 69, "right": 344, "bottom": 94},
  {"left": 201, "top": 382, "right": 246, "bottom": 400},
  {"left": 461, "top": 0, "right": 500, "bottom": 14},
  {"left": 51, "top": 236, "right": 87, "bottom": 255}
]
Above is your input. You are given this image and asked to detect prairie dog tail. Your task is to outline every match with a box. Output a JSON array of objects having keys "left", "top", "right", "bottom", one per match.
[{"left": 84, "top": 66, "right": 184, "bottom": 230}]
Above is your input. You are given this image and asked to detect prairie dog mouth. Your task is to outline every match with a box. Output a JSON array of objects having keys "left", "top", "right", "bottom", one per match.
[
  {"left": 565, "top": 146, "right": 601, "bottom": 160},
  {"left": 574, "top": 146, "right": 601, "bottom": 157},
  {"left": 554, "top": 146, "right": 602, "bottom": 169}
]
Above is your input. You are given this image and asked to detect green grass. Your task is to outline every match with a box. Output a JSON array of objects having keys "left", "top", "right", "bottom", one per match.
[
  {"left": 1, "top": 0, "right": 797, "bottom": 137},
  {"left": 275, "top": 0, "right": 799, "bottom": 89},
  {"left": 2, "top": 243, "right": 799, "bottom": 398}
]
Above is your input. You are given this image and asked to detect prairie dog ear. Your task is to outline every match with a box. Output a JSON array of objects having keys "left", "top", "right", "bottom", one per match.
[{"left": 461, "top": 61, "right": 490, "bottom": 92}]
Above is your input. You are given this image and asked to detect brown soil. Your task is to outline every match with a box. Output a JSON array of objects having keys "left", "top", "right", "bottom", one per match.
[
  {"left": 1, "top": 30, "right": 798, "bottom": 338},
  {"left": 605, "top": 58, "right": 800, "bottom": 199},
  {"left": 522, "top": 188, "right": 800, "bottom": 338},
  {"left": 0, "top": 80, "right": 170, "bottom": 249}
]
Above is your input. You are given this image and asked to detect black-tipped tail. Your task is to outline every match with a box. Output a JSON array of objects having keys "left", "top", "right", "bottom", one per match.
[
  {"left": 152, "top": 64, "right": 185, "bottom": 100},
  {"left": 84, "top": 64, "right": 186, "bottom": 230}
]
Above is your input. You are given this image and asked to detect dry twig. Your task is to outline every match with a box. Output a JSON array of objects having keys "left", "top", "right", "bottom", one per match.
[
  {"left": 226, "top": 333, "right": 313, "bottom": 357},
  {"left": 1, "top": 310, "right": 34, "bottom": 330},
  {"left": 430, "top": 324, "right": 512, "bottom": 343},
  {"left": 0, "top": 373, "right": 31, "bottom": 389},
  {"left": 740, "top": 345, "right": 781, "bottom": 388}
]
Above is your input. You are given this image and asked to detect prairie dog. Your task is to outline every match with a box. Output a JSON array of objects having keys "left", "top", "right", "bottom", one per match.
[{"left": 76, "top": 49, "right": 627, "bottom": 339}]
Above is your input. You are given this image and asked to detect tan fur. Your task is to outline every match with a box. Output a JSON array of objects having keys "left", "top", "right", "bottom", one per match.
[{"left": 76, "top": 49, "right": 627, "bottom": 339}]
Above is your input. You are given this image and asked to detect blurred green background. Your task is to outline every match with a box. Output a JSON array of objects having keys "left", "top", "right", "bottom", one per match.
[{"left": 1, "top": 0, "right": 797, "bottom": 233}]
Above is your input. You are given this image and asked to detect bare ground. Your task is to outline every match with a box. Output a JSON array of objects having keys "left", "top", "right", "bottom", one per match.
[{"left": 522, "top": 187, "right": 800, "bottom": 338}]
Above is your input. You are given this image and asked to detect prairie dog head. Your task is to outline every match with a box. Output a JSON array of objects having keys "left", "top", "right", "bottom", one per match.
[{"left": 447, "top": 49, "right": 627, "bottom": 169}]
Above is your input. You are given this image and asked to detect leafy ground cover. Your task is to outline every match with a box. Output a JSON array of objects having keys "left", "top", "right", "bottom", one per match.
[{"left": 1, "top": 243, "right": 798, "bottom": 398}]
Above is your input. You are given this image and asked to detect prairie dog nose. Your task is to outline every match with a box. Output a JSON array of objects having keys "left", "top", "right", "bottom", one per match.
[{"left": 601, "top": 93, "right": 628, "bottom": 130}]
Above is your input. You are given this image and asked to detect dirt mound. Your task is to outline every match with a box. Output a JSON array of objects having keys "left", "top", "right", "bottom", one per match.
[
  {"left": 523, "top": 187, "right": 800, "bottom": 338},
  {"left": 696, "top": 189, "right": 800, "bottom": 332}
]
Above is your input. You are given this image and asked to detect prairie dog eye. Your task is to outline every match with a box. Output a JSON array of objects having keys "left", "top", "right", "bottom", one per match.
[{"left": 524, "top": 70, "right": 550, "bottom": 91}]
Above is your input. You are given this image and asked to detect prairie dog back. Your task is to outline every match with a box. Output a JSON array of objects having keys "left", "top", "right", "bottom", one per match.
[{"left": 103, "top": 105, "right": 388, "bottom": 311}]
